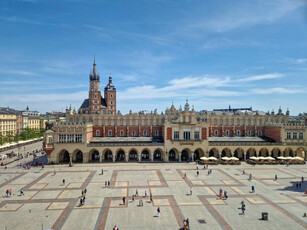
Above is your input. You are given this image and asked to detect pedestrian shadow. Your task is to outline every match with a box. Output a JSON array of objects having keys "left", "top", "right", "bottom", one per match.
[
  {"left": 153, "top": 215, "right": 158, "bottom": 218},
  {"left": 277, "top": 181, "right": 306, "bottom": 194}
]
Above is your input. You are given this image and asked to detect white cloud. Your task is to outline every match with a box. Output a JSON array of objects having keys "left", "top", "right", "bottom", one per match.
[
  {"left": 250, "top": 87, "right": 301, "bottom": 94},
  {"left": 195, "top": 0, "right": 306, "bottom": 32},
  {"left": 0, "top": 70, "right": 38, "bottom": 76},
  {"left": 296, "top": 58, "right": 307, "bottom": 64},
  {"left": 237, "top": 73, "right": 283, "bottom": 82}
]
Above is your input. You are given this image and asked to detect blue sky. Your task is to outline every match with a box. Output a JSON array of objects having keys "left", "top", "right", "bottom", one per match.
[{"left": 0, "top": 0, "right": 306, "bottom": 115}]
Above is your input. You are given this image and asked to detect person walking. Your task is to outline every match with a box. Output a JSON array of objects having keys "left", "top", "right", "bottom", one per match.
[
  {"left": 249, "top": 173, "right": 252, "bottom": 181},
  {"left": 6, "top": 189, "right": 9, "bottom": 197},
  {"left": 224, "top": 190, "right": 228, "bottom": 200},
  {"left": 184, "top": 173, "right": 186, "bottom": 178},
  {"left": 80, "top": 198, "right": 83, "bottom": 206},
  {"left": 275, "top": 175, "right": 278, "bottom": 181},
  {"left": 82, "top": 196, "right": 86, "bottom": 205},
  {"left": 240, "top": 200, "right": 246, "bottom": 215},
  {"left": 251, "top": 185, "right": 255, "bottom": 193},
  {"left": 63, "top": 179, "right": 65, "bottom": 185},
  {"left": 190, "top": 187, "right": 192, "bottom": 195},
  {"left": 108, "top": 181, "right": 110, "bottom": 187},
  {"left": 196, "top": 171, "right": 199, "bottom": 177},
  {"left": 123, "top": 197, "right": 126, "bottom": 205},
  {"left": 150, "top": 193, "right": 153, "bottom": 202},
  {"left": 136, "top": 189, "right": 138, "bottom": 196},
  {"left": 101, "top": 169, "right": 104, "bottom": 175},
  {"left": 219, "top": 188, "right": 223, "bottom": 199},
  {"left": 157, "top": 207, "right": 160, "bottom": 217},
  {"left": 145, "top": 190, "right": 147, "bottom": 197},
  {"left": 9, "top": 189, "right": 12, "bottom": 196},
  {"left": 132, "top": 194, "right": 135, "bottom": 201},
  {"left": 105, "top": 181, "right": 107, "bottom": 187},
  {"left": 186, "top": 218, "right": 190, "bottom": 229},
  {"left": 20, "top": 188, "right": 24, "bottom": 196},
  {"left": 84, "top": 188, "right": 87, "bottom": 194}
]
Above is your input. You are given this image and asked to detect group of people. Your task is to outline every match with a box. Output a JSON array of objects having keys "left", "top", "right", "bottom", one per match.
[
  {"left": 183, "top": 218, "right": 190, "bottom": 229},
  {"left": 218, "top": 188, "right": 228, "bottom": 200},
  {"left": 5, "top": 189, "right": 12, "bottom": 197},
  {"left": 79, "top": 188, "right": 87, "bottom": 206},
  {"left": 105, "top": 181, "right": 111, "bottom": 187}
]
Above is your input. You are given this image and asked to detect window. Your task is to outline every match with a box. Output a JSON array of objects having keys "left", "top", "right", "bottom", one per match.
[
  {"left": 174, "top": 131, "right": 179, "bottom": 139},
  {"left": 237, "top": 130, "right": 241, "bottom": 136},
  {"left": 194, "top": 131, "right": 200, "bottom": 139},
  {"left": 110, "top": 101, "right": 113, "bottom": 105},
  {"left": 258, "top": 130, "right": 263, "bottom": 136},
  {"left": 225, "top": 130, "right": 230, "bottom": 136},
  {"left": 120, "top": 130, "right": 124, "bottom": 136},
  {"left": 96, "top": 130, "right": 100, "bottom": 136},
  {"left": 299, "top": 132, "right": 304, "bottom": 139},
  {"left": 155, "top": 130, "right": 159, "bottom": 136},
  {"left": 110, "top": 94, "right": 113, "bottom": 98},
  {"left": 183, "top": 131, "right": 190, "bottom": 140},
  {"left": 132, "top": 130, "right": 136, "bottom": 136},
  {"left": 48, "top": 137, "right": 53, "bottom": 143},
  {"left": 143, "top": 130, "right": 147, "bottom": 136},
  {"left": 248, "top": 130, "right": 252, "bottom": 136},
  {"left": 286, "top": 132, "right": 291, "bottom": 139},
  {"left": 293, "top": 132, "right": 297, "bottom": 139},
  {"left": 214, "top": 130, "right": 218, "bottom": 137},
  {"left": 108, "top": 130, "right": 112, "bottom": 136}
]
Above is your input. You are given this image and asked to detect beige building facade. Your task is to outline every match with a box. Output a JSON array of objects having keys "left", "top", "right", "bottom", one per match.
[{"left": 43, "top": 61, "right": 307, "bottom": 163}]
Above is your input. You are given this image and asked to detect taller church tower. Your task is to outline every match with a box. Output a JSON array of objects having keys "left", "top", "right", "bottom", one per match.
[{"left": 88, "top": 57, "right": 102, "bottom": 114}]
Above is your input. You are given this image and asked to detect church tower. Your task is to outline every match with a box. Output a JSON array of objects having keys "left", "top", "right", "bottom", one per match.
[
  {"left": 89, "top": 57, "right": 102, "bottom": 114},
  {"left": 104, "top": 75, "right": 116, "bottom": 115}
]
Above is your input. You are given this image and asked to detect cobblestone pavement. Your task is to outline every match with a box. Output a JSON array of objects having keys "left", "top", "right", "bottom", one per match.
[{"left": 0, "top": 162, "right": 306, "bottom": 230}]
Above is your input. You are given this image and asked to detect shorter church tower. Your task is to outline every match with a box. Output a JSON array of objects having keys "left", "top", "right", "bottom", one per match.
[{"left": 104, "top": 76, "right": 116, "bottom": 115}]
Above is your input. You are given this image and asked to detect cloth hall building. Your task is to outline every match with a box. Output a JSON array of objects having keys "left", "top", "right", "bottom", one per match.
[{"left": 43, "top": 61, "right": 307, "bottom": 164}]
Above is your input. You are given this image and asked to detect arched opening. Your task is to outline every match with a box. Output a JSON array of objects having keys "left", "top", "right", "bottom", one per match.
[
  {"left": 259, "top": 148, "right": 269, "bottom": 157},
  {"left": 116, "top": 150, "right": 125, "bottom": 161},
  {"left": 234, "top": 148, "right": 244, "bottom": 160},
  {"left": 91, "top": 150, "right": 100, "bottom": 162},
  {"left": 246, "top": 148, "right": 256, "bottom": 160},
  {"left": 129, "top": 149, "right": 138, "bottom": 161},
  {"left": 221, "top": 148, "right": 231, "bottom": 157},
  {"left": 59, "top": 150, "right": 70, "bottom": 163},
  {"left": 153, "top": 149, "right": 162, "bottom": 161},
  {"left": 75, "top": 151, "right": 83, "bottom": 163},
  {"left": 284, "top": 148, "right": 294, "bottom": 157},
  {"left": 209, "top": 148, "right": 219, "bottom": 158},
  {"left": 104, "top": 150, "right": 113, "bottom": 161},
  {"left": 271, "top": 148, "right": 282, "bottom": 158},
  {"left": 181, "top": 149, "right": 190, "bottom": 161},
  {"left": 141, "top": 149, "right": 150, "bottom": 161},
  {"left": 169, "top": 149, "right": 177, "bottom": 161},
  {"left": 296, "top": 147, "right": 306, "bottom": 159},
  {"left": 194, "top": 149, "right": 204, "bottom": 161}
]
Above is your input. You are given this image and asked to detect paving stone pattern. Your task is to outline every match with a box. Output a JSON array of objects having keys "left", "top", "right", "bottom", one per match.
[{"left": 0, "top": 163, "right": 306, "bottom": 230}]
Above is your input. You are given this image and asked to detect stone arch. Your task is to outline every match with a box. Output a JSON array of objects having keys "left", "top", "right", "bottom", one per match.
[
  {"left": 89, "top": 149, "right": 100, "bottom": 162},
  {"left": 296, "top": 147, "right": 306, "bottom": 159},
  {"left": 153, "top": 148, "right": 163, "bottom": 161},
  {"left": 73, "top": 149, "right": 83, "bottom": 163},
  {"left": 284, "top": 147, "right": 294, "bottom": 157},
  {"left": 259, "top": 148, "right": 269, "bottom": 157},
  {"left": 246, "top": 148, "right": 256, "bottom": 159},
  {"left": 221, "top": 148, "right": 231, "bottom": 157},
  {"left": 59, "top": 149, "right": 70, "bottom": 163},
  {"left": 181, "top": 148, "right": 191, "bottom": 161},
  {"left": 234, "top": 148, "right": 244, "bottom": 160},
  {"left": 209, "top": 148, "right": 219, "bottom": 158},
  {"left": 141, "top": 148, "right": 150, "bottom": 161},
  {"left": 129, "top": 149, "right": 138, "bottom": 161},
  {"left": 116, "top": 149, "right": 125, "bottom": 161},
  {"left": 103, "top": 149, "right": 113, "bottom": 161},
  {"left": 194, "top": 148, "right": 205, "bottom": 160},
  {"left": 271, "top": 147, "right": 282, "bottom": 158},
  {"left": 169, "top": 148, "right": 178, "bottom": 161}
]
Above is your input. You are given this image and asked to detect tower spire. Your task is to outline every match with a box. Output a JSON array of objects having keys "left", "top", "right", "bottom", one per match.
[{"left": 93, "top": 54, "right": 97, "bottom": 75}]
